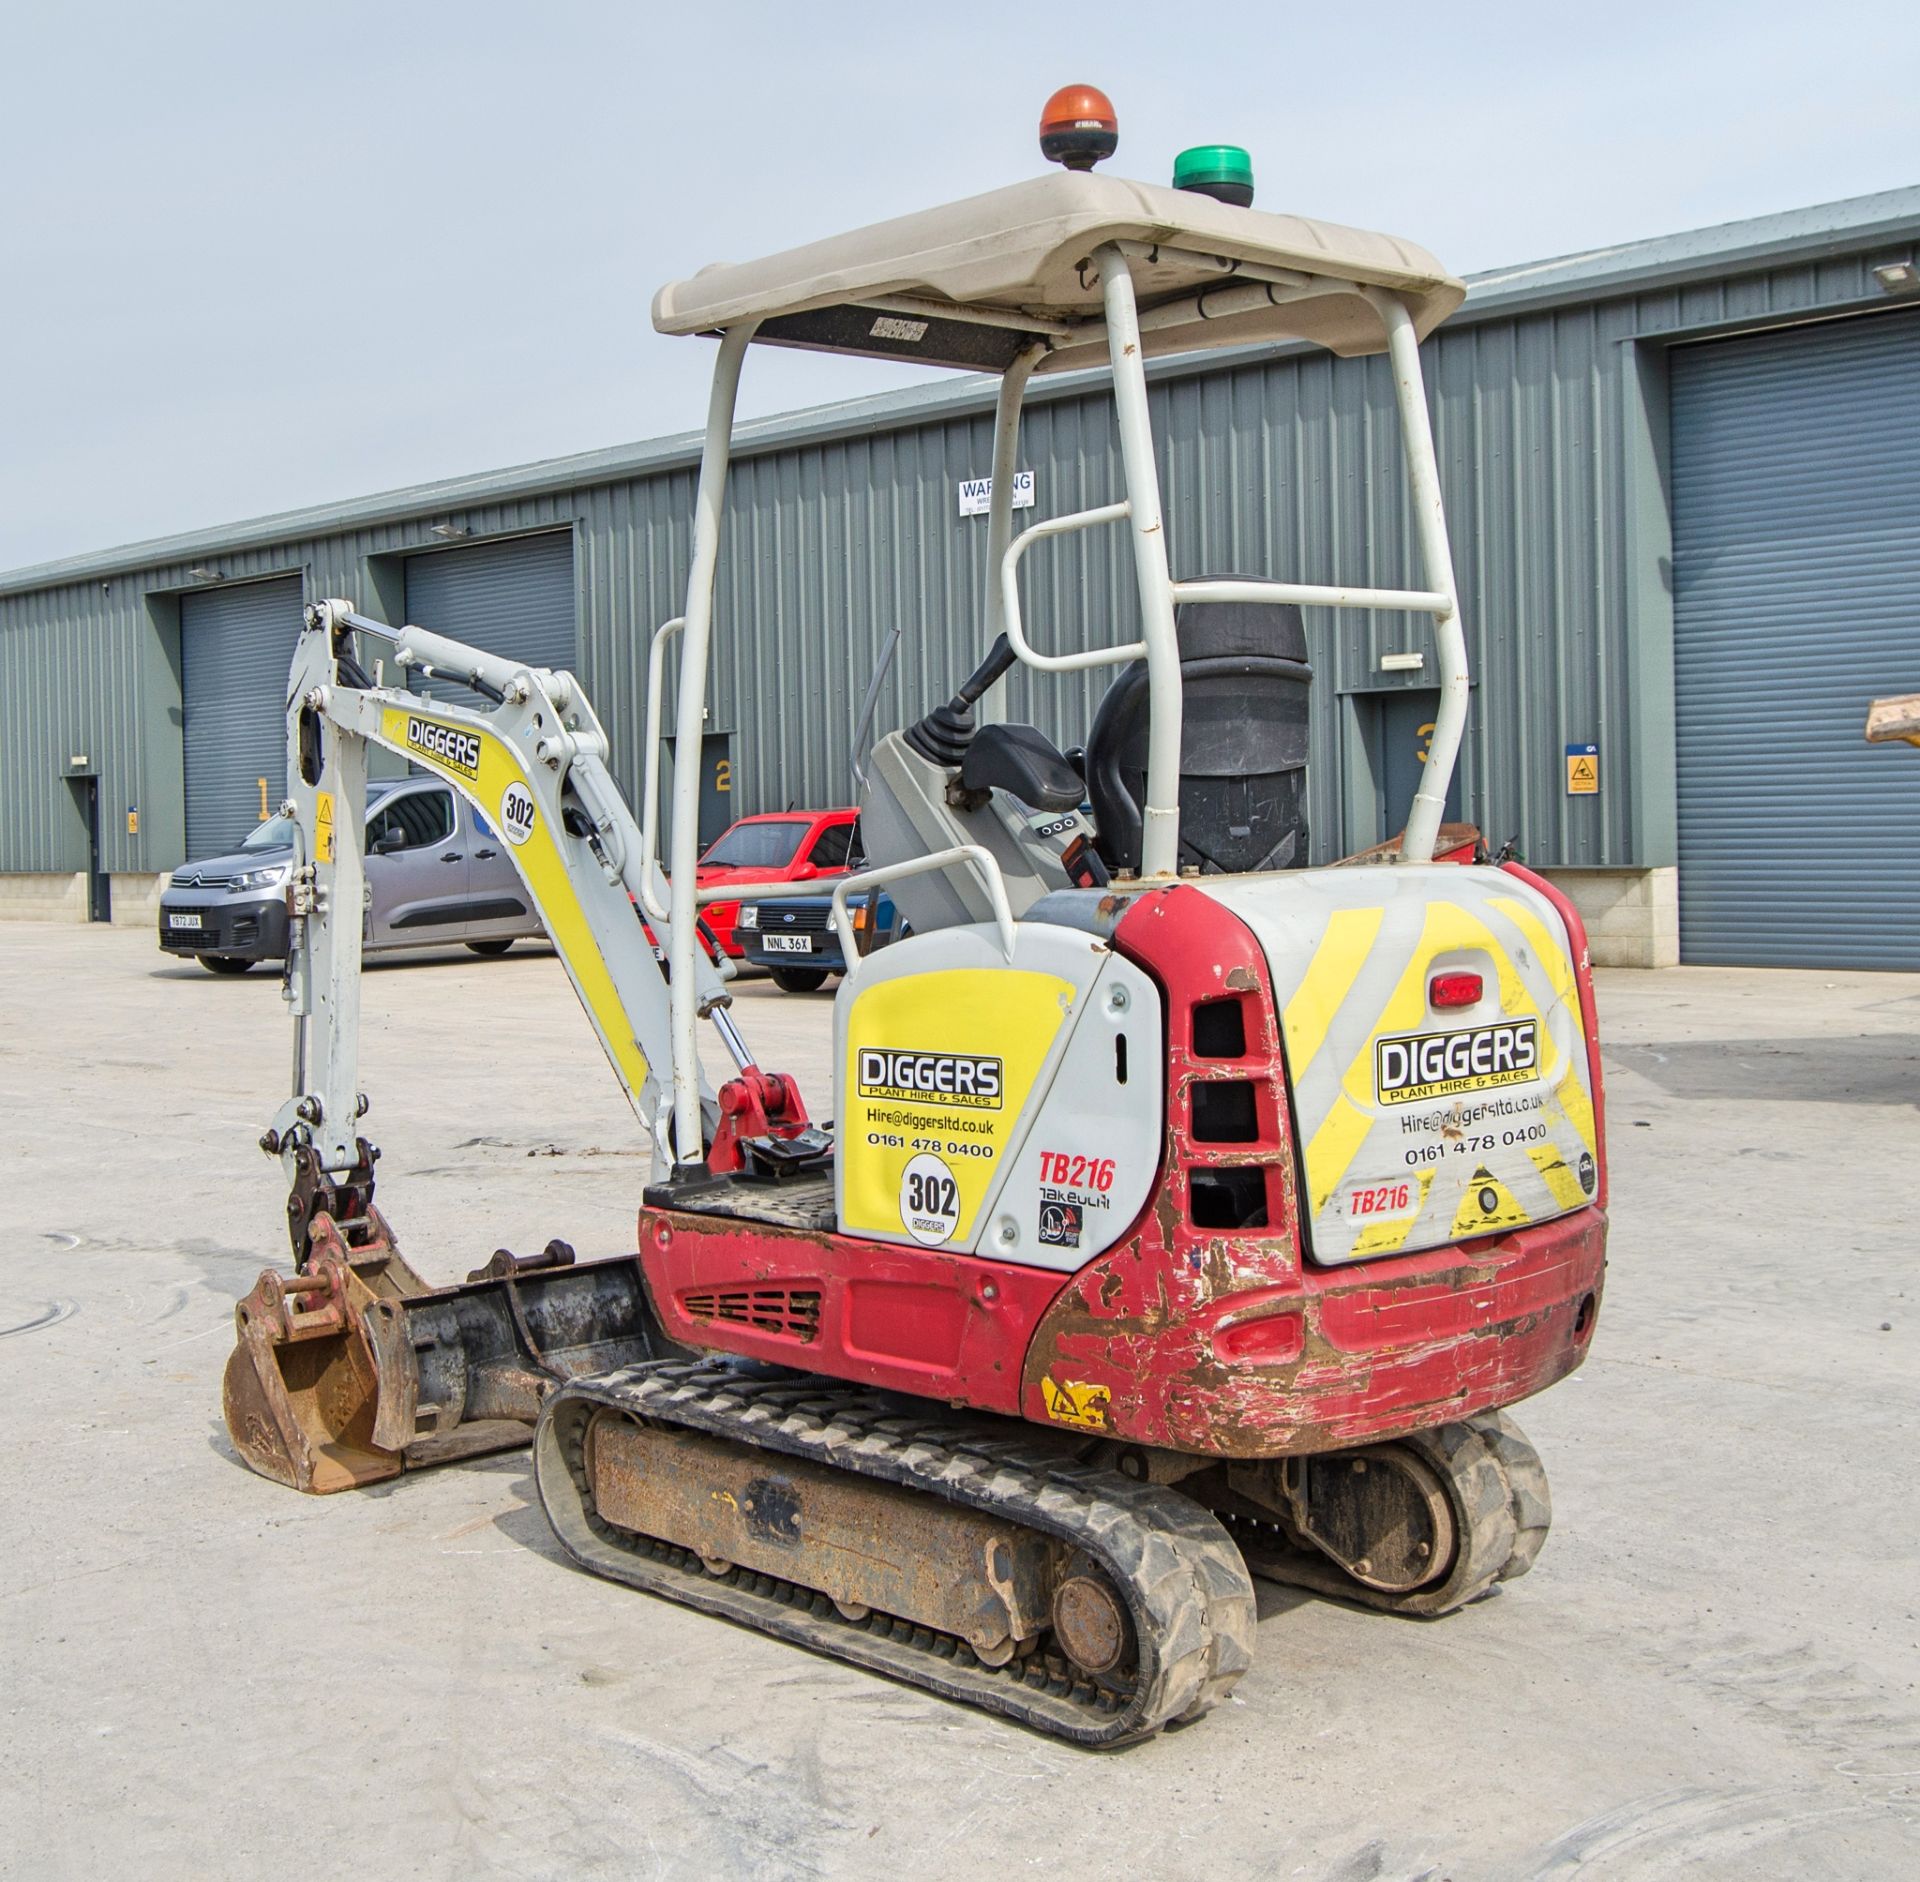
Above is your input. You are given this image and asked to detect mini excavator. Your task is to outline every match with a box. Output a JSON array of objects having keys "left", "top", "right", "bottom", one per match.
[{"left": 223, "top": 89, "right": 1608, "bottom": 1748}]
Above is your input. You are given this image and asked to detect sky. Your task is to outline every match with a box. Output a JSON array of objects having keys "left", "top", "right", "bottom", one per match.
[{"left": 2, "top": 1, "right": 1916, "bottom": 573}]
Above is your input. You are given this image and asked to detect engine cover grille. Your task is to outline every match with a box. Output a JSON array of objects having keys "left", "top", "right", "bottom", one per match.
[{"left": 680, "top": 1287, "right": 822, "bottom": 1342}]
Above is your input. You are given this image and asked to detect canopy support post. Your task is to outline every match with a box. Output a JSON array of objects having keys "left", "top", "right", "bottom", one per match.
[
  {"left": 668, "top": 321, "right": 756, "bottom": 1164},
  {"left": 1096, "top": 245, "right": 1183, "bottom": 879},
  {"left": 982, "top": 344, "right": 1048, "bottom": 719},
  {"left": 1371, "top": 290, "right": 1468, "bottom": 865}
]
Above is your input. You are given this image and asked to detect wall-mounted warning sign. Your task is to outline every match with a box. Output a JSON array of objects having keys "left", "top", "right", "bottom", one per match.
[
  {"left": 957, "top": 471, "right": 1035, "bottom": 517},
  {"left": 1565, "top": 743, "right": 1599, "bottom": 795}
]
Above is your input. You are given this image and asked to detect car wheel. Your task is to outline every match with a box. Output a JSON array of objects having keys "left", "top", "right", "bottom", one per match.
[
  {"left": 770, "top": 966, "right": 831, "bottom": 994},
  {"left": 198, "top": 955, "right": 254, "bottom": 976},
  {"left": 465, "top": 939, "right": 515, "bottom": 956}
]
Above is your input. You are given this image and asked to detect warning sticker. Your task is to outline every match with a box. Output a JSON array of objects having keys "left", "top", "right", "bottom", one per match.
[
  {"left": 1041, "top": 1376, "right": 1111, "bottom": 1431},
  {"left": 1565, "top": 743, "right": 1599, "bottom": 795},
  {"left": 314, "top": 791, "right": 335, "bottom": 864},
  {"left": 1038, "top": 1199, "right": 1083, "bottom": 1247}
]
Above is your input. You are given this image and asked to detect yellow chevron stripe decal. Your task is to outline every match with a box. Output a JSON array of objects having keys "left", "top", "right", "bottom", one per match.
[
  {"left": 1278, "top": 906, "right": 1384, "bottom": 1084},
  {"left": 1306, "top": 1093, "right": 1376, "bottom": 1217},
  {"left": 1305, "top": 900, "right": 1508, "bottom": 1208},
  {"left": 1450, "top": 1165, "right": 1533, "bottom": 1238},
  {"left": 378, "top": 707, "right": 650, "bottom": 1102},
  {"left": 1528, "top": 1141, "right": 1589, "bottom": 1210},
  {"left": 1490, "top": 895, "right": 1597, "bottom": 1160},
  {"left": 1261, "top": 874, "right": 1600, "bottom": 1265}
]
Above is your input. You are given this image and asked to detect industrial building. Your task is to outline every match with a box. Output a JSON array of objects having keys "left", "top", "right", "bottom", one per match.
[{"left": 3, "top": 185, "right": 1916, "bottom": 968}]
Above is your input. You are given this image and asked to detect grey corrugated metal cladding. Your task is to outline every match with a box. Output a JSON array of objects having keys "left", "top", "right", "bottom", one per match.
[{"left": 3, "top": 185, "right": 1916, "bottom": 876}]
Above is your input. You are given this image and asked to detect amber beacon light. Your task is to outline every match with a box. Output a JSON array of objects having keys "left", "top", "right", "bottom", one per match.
[{"left": 1038, "top": 85, "right": 1119, "bottom": 171}]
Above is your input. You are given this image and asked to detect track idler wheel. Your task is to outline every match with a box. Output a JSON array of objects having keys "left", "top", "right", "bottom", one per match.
[
  {"left": 1222, "top": 1410, "right": 1551, "bottom": 1617},
  {"left": 1296, "top": 1444, "right": 1455, "bottom": 1597},
  {"left": 1373, "top": 1417, "right": 1524, "bottom": 1616}
]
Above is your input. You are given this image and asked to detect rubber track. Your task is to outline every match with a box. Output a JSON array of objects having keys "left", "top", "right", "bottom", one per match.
[
  {"left": 1479, "top": 1408, "right": 1553, "bottom": 1581},
  {"left": 533, "top": 1360, "right": 1256, "bottom": 1749}
]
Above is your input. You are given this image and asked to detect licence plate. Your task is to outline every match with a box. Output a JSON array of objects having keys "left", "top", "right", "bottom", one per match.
[
  {"left": 762, "top": 933, "right": 813, "bottom": 954},
  {"left": 167, "top": 912, "right": 203, "bottom": 931}
]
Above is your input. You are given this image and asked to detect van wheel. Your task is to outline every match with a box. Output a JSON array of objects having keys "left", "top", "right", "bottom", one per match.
[
  {"left": 465, "top": 939, "right": 515, "bottom": 956},
  {"left": 198, "top": 955, "right": 253, "bottom": 976},
  {"left": 770, "top": 966, "right": 831, "bottom": 993}
]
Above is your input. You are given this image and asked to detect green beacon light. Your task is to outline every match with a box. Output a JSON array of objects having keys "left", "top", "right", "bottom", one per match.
[{"left": 1172, "top": 144, "right": 1255, "bottom": 209}]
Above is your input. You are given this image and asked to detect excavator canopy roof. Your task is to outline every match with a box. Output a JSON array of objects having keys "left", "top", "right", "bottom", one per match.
[{"left": 652, "top": 171, "right": 1464, "bottom": 374}]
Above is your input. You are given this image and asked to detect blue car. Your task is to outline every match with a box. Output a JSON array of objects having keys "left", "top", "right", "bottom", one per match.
[{"left": 737, "top": 888, "right": 903, "bottom": 991}]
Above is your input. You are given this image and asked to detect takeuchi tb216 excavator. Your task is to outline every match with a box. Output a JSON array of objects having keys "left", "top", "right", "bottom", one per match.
[{"left": 223, "top": 90, "right": 1608, "bottom": 1748}]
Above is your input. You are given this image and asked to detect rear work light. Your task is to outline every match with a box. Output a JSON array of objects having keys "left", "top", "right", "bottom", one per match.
[{"left": 1429, "top": 971, "right": 1483, "bottom": 1009}]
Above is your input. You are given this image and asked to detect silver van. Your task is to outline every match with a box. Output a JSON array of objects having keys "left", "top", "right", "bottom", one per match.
[{"left": 158, "top": 776, "right": 544, "bottom": 974}]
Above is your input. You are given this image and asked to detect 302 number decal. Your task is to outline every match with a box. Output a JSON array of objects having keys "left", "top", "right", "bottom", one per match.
[
  {"left": 499, "top": 780, "right": 538, "bottom": 847},
  {"left": 1037, "top": 1152, "right": 1115, "bottom": 1192},
  {"left": 904, "top": 1171, "right": 957, "bottom": 1216},
  {"left": 898, "top": 1152, "right": 962, "bottom": 1247}
]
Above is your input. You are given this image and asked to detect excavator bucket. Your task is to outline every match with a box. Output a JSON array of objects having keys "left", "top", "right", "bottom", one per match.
[{"left": 222, "top": 1214, "right": 674, "bottom": 1494}]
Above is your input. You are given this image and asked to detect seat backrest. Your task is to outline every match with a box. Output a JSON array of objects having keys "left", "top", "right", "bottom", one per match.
[{"left": 1084, "top": 591, "right": 1312, "bottom": 875}]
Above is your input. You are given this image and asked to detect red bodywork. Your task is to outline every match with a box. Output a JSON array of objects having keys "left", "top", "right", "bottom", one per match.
[
  {"left": 684, "top": 808, "right": 860, "bottom": 956},
  {"left": 639, "top": 876, "right": 1607, "bottom": 1458}
]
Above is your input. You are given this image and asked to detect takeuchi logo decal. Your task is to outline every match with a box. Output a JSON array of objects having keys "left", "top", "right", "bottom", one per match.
[
  {"left": 857, "top": 1048, "right": 1003, "bottom": 1109},
  {"left": 1375, "top": 1020, "right": 1538, "bottom": 1105},
  {"left": 404, "top": 716, "right": 482, "bottom": 779}
]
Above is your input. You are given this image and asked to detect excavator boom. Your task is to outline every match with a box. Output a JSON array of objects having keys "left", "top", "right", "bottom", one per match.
[{"left": 271, "top": 600, "right": 730, "bottom": 1191}]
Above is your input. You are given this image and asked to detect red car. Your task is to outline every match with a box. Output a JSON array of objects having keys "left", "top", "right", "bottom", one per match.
[{"left": 668, "top": 809, "right": 862, "bottom": 958}]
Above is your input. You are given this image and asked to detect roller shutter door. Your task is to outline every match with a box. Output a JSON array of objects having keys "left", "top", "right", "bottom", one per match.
[
  {"left": 403, "top": 532, "right": 576, "bottom": 706},
  {"left": 180, "top": 575, "right": 304, "bottom": 856},
  {"left": 1671, "top": 311, "right": 1920, "bottom": 968}
]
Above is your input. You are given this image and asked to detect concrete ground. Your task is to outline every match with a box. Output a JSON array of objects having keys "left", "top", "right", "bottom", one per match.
[{"left": 1, "top": 923, "right": 1916, "bottom": 1881}]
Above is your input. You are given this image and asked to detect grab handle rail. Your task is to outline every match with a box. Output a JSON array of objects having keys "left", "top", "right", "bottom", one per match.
[
  {"left": 997, "top": 501, "right": 1136, "bottom": 673},
  {"left": 830, "top": 846, "right": 1016, "bottom": 966}
]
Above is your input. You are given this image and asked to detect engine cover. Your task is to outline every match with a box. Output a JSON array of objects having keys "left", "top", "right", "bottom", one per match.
[
  {"left": 1198, "top": 866, "right": 1600, "bottom": 1264},
  {"left": 833, "top": 922, "right": 1163, "bottom": 1268}
]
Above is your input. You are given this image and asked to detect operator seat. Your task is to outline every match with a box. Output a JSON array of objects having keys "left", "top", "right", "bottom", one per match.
[{"left": 1084, "top": 590, "right": 1313, "bottom": 875}]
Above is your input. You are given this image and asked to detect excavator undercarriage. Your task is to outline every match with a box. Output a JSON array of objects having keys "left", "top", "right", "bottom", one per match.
[
  {"left": 225, "top": 1209, "right": 1556, "bottom": 1747},
  {"left": 226, "top": 1162, "right": 1565, "bottom": 1744},
  {"left": 536, "top": 1368, "right": 1553, "bottom": 1744}
]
